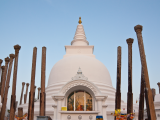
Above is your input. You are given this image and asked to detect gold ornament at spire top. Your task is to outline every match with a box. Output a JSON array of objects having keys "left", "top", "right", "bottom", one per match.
[{"left": 78, "top": 17, "right": 82, "bottom": 24}]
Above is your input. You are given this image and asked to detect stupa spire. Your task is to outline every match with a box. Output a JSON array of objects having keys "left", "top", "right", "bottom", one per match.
[{"left": 71, "top": 17, "right": 89, "bottom": 46}]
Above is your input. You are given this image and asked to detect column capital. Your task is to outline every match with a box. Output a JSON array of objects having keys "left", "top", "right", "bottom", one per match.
[
  {"left": 14, "top": 44, "right": 21, "bottom": 51},
  {"left": 126, "top": 38, "right": 134, "bottom": 44},
  {"left": 26, "top": 83, "right": 29, "bottom": 86},
  {"left": 5, "top": 57, "right": 10, "bottom": 63},
  {"left": 52, "top": 95, "right": 65, "bottom": 101},
  {"left": 0, "top": 59, "right": 3, "bottom": 64},
  {"left": 1, "top": 66, "right": 5, "bottom": 71},
  {"left": 95, "top": 95, "right": 107, "bottom": 101},
  {"left": 157, "top": 82, "right": 160, "bottom": 87},
  {"left": 38, "top": 87, "right": 41, "bottom": 91},
  {"left": 134, "top": 25, "right": 143, "bottom": 33},
  {"left": 22, "top": 82, "right": 25, "bottom": 86},
  {"left": 9, "top": 54, "right": 15, "bottom": 59}
]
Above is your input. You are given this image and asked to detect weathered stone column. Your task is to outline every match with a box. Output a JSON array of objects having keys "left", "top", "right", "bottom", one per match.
[
  {"left": 10, "top": 44, "right": 21, "bottom": 120},
  {"left": 145, "top": 87, "right": 151, "bottom": 120},
  {"left": 40, "top": 47, "right": 46, "bottom": 116},
  {"left": 38, "top": 87, "right": 41, "bottom": 99},
  {"left": 34, "top": 86, "right": 36, "bottom": 92},
  {"left": 1, "top": 57, "right": 10, "bottom": 102},
  {"left": 138, "top": 68, "right": 144, "bottom": 120},
  {"left": 0, "top": 66, "right": 5, "bottom": 83},
  {"left": 0, "top": 54, "right": 15, "bottom": 120},
  {"left": 24, "top": 83, "right": 29, "bottom": 104},
  {"left": 0, "top": 59, "right": 3, "bottom": 78},
  {"left": 157, "top": 82, "right": 160, "bottom": 94},
  {"left": 19, "top": 82, "right": 25, "bottom": 105},
  {"left": 0, "top": 65, "right": 4, "bottom": 96},
  {"left": 126, "top": 38, "right": 134, "bottom": 118},
  {"left": 0, "top": 59, "right": 2, "bottom": 97},
  {"left": 151, "top": 88, "right": 156, "bottom": 101},
  {"left": 18, "top": 107, "right": 23, "bottom": 118},
  {"left": 28, "top": 47, "right": 37, "bottom": 120},
  {"left": 134, "top": 25, "right": 156, "bottom": 119},
  {"left": 115, "top": 46, "right": 121, "bottom": 120}
]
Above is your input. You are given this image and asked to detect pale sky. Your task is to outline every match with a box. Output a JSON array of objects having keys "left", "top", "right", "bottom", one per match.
[{"left": 0, "top": 0, "right": 160, "bottom": 110}]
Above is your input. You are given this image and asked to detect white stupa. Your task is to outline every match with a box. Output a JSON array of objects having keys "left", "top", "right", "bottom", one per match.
[{"left": 18, "top": 17, "right": 139, "bottom": 120}]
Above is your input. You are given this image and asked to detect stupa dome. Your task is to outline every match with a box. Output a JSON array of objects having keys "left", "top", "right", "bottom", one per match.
[
  {"left": 47, "top": 17, "right": 113, "bottom": 88},
  {"left": 47, "top": 55, "right": 113, "bottom": 87}
]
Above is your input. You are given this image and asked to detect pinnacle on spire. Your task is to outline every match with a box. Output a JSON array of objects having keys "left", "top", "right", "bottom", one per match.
[{"left": 78, "top": 17, "right": 82, "bottom": 24}]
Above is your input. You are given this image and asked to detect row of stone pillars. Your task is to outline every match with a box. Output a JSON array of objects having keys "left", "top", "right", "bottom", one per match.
[
  {"left": 0, "top": 45, "right": 47, "bottom": 120},
  {"left": 19, "top": 82, "right": 41, "bottom": 105},
  {"left": 27, "top": 46, "right": 46, "bottom": 120},
  {"left": 0, "top": 45, "right": 21, "bottom": 120},
  {"left": 115, "top": 25, "right": 156, "bottom": 120}
]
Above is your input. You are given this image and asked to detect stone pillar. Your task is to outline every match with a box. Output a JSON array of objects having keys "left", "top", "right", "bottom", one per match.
[
  {"left": 0, "top": 59, "right": 2, "bottom": 98},
  {"left": 52, "top": 105, "right": 57, "bottom": 120},
  {"left": 28, "top": 47, "right": 37, "bottom": 120},
  {"left": 38, "top": 87, "right": 41, "bottom": 99},
  {"left": 40, "top": 47, "right": 46, "bottom": 116},
  {"left": 15, "top": 101, "right": 18, "bottom": 111},
  {"left": 126, "top": 38, "right": 134, "bottom": 118},
  {"left": 24, "top": 83, "right": 29, "bottom": 104},
  {"left": 157, "top": 82, "right": 160, "bottom": 94},
  {"left": 1, "top": 57, "right": 10, "bottom": 102},
  {"left": 0, "top": 66, "right": 5, "bottom": 95},
  {"left": 10, "top": 44, "right": 21, "bottom": 120},
  {"left": 95, "top": 96, "right": 106, "bottom": 116},
  {"left": 145, "top": 87, "right": 151, "bottom": 120},
  {"left": 151, "top": 88, "right": 156, "bottom": 101},
  {"left": 52, "top": 96, "right": 64, "bottom": 120},
  {"left": 102, "top": 105, "right": 108, "bottom": 120},
  {"left": 19, "top": 82, "right": 25, "bottom": 105},
  {"left": 1, "top": 54, "right": 15, "bottom": 120},
  {"left": 34, "top": 86, "right": 36, "bottom": 92},
  {"left": 115, "top": 46, "right": 121, "bottom": 114},
  {"left": 97, "top": 100, "right": 102, "bottom": 115},
  {"left": 0, "top": 59, "right": 3, "bottom": 79},
  {"left": 138, "top": 68, "right": 144, "bottom": 120},
  {"left": 134, "top": 25, "right": 156, "bottom": 119},
  {"left": 18, "top": 107, "right": 23, "bottom": 118}
]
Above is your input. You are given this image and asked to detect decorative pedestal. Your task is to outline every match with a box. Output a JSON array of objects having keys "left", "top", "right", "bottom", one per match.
[{"left": 37, "top": 116, "right": 52, "bottom": 120}]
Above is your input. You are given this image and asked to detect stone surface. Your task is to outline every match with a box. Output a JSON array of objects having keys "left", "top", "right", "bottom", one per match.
[
  {"left": 134, "top": 25, "right": 156, "bottom": 120},
  {"left": 28, "top": 47, "right": 37, "bottom": 120},
  {"left": 18, "top": 107, "right": 23, "bottom": 117},
  {"left": 0, "top": 59, "right": 3, "bottom": 87},
  {"left": 138, "top": 69, "right": 144, "bottom": 120},
  {"left": 151, "top": 88, "right": 156, "bottom": 101},
  {"left": 38, "top": 87, "right": 41, "bottom": 99},
  {"left": 0, "top": 65, "right": 4, "bottom": 96},
  {"left": 34, "top": 86, "right": 36, "bottom": 92},
  {"left": 157, "top": 82, "right": 160, "bottom": 94},
  {"left": 20, "top": 82, "right": 25, "bottom": 105},
  {"left": 115, "top": 47, "right": 121, "bottom": 108},
  {"left": 10, "top": 44, "right": 21, "bottom": 120},
  {"left": 115, "top": 46, "right": 121, "bottom": 120},
  {"left": 1, "top": 57, "right": 10, "bottom": 102},
  {"left": 126, "top": 38, "right": 134, "bottom": 119},
  {"left": 40, "top": 47, "right": 46, "bottom": 116},
  {"left": 0, "top": 54, "right": 14, "bottom": 120},
  {"left": 24, "top": 83, "right": 29, "bottom": 104}
]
